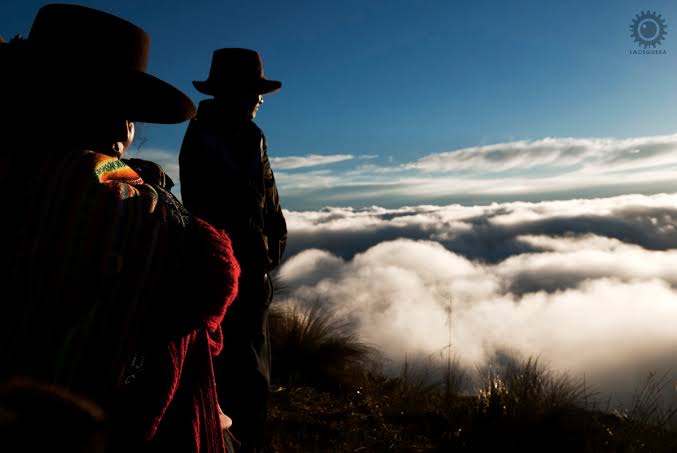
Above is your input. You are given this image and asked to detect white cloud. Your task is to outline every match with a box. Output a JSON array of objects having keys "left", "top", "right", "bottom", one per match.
[
  {"left": 270, "top": 154, "right": 354, "bottom": 169},
  {"left": 279, "top": 239, "right": 677, "bottom": 403},
  {"left": 278, "top": 193, "right": 677, "bottom": 402},
  {"left": 273, "top": 134, "right": 677, "bottom": 209},
  {"left": 282, "top": 192, "right": 677, "bottom": 260},
  {"left": 126, "top": 148, "right": 180, "bottom": 184},
  {"left": 405, "top": 135, "right": 677, "bottom": 174},
  {"left": 496, "top": 235, "right": 677, "bottom": 293}
]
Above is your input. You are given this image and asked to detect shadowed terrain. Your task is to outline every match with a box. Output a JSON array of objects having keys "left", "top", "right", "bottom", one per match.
[{"left": 266, "top": 303, "right": 677, "bottom": 452}]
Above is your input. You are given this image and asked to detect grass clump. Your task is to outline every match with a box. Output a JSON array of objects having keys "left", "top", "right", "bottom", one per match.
[
  {"left": 459, "top": 357, "right": 598, "bottom": 452},
  {"left": 475, "top": 356, "right": 587, "bottom": 418},
  {"left": 269, "top": 301, "right": 373, "bottom": 391},
  {"left": 610, "top": 371, "right": 677, "bottom": 452},
  {"left": 266, "top": 306, "right": 677, "bottom": 452}
]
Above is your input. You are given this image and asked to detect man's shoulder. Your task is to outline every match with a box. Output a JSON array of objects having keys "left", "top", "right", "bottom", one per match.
[
  {"left": 189, "top": 112, "right": 261, "bottom": 138},
  {"left": 245, "top": 120, "right": 264, "bottom": 139}
]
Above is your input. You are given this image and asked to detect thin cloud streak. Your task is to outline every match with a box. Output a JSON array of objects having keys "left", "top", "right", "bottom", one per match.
[
  {"left": 127, "top": 148, "right": 180, "bottom": 184},
  {"left": 270, "top": 154, "right": 354, "bottom": 169},
  {"left": 406, "top": 135, "right": 677, "bottom": 173}
]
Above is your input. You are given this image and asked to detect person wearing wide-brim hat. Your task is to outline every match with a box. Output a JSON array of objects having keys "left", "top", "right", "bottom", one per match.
[
  {"left": 192, "top": 48, "right": 282, "bottom": 97},
  {"left": 6, "top": 5, "right": 195, "bottom": 125},
  {"left": 0, "top": 5, "right": 241, "bottom": 453},
  {"left": 180, "top": 48, "right": 287, "bottom": 453}
]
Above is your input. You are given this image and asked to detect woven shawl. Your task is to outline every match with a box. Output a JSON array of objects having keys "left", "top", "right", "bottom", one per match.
[{"left": 0, "top": 149, "right": 239, "bottom": 452}]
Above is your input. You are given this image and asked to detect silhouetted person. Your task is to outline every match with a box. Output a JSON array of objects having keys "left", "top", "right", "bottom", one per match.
[
  {"left": 180, "top": 48, "right": 287, "bottom": 452},
  {"left": 0, "top": 5, "right": 239, "bottom": 452}
]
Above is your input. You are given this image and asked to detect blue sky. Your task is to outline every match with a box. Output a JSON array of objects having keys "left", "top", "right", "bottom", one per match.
[{"left": 4, "top": 0, "right": 677, "bottom": 209}]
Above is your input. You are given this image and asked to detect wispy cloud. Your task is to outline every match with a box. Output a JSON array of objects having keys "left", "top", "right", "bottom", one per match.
[
  {"left": 405, "top": 135, "right": 677, "bottom": 174},
  {"left": 127, "top": 148, "right": 180, "bottom": 183},
  {"left": 269, "top": 154, "right": 354, "bottom": 169},
  {"left": 124, "top": 148, "right": 183, "bottom": 199},
  {"left": 272, "top": 134, "right": 677, "bottom": 209}
]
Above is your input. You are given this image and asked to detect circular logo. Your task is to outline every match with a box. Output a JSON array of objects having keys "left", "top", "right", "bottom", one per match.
[{"left": 630, "top": 11, "right": 668, "bottom": 48}]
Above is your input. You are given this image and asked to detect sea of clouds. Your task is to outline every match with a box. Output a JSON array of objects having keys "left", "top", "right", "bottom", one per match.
[{"left": 277, "top": 193, "right": 677, "bottom": 404}]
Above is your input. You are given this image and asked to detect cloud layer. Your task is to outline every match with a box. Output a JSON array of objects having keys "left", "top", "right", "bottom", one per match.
[
  {"left": 283, "top": 193, "right": 677, "bottom": 261},
  {"left": 273, "top": 134, "right": 677, "bottom": 209},
  {"left": 278, "top": 193, "right": 677, "bottom": 403}
]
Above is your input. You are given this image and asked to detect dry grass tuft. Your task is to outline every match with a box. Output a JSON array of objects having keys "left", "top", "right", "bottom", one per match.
[{"left": 269, "top": 301, "right": 373, "bottom": 391}]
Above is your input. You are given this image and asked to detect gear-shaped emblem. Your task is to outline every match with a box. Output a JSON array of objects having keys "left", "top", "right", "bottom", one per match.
[{"left": 630, "top": 11, "right": 668, "bottom": 48}]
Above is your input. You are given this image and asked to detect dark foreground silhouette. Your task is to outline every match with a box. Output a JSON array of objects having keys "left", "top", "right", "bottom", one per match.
[
  {"left": 180, "top": 48, "right": 287, "bottom": 453},
  {"left": 0, "top": 4, "right": 238, "bottom": 452}
]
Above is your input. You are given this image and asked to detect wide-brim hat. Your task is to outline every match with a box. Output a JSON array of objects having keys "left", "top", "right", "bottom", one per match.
[
  {"left": 19, "top": 4, "right": 195, "bottom": 124},
  {"left": 193, "top": 48, "right": 282, "bottom": 96}
]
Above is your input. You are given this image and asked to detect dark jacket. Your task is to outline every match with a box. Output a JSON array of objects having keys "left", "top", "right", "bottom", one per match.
[
  {"left": 179, "top": 99, "right": 286, "bottom": 451},
  {"left": 179, "top": 99, "right": 287, "bottom": 273}
]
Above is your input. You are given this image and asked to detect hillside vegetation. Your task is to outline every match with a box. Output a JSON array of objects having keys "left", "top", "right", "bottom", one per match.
[{"left": 267, "top": 303, "right": 677, "bottom": 452}]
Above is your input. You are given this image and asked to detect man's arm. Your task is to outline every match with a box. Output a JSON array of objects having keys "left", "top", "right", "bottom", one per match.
[{"left": 261, "top": 135, "right": 287, "bottom": 268}]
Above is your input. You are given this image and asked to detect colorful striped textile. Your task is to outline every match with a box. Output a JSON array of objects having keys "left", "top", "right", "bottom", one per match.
[{"left": 0, "top": 148, "right": 240, "bottom": 452}]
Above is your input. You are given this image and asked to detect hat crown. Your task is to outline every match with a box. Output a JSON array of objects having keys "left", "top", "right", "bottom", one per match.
[
  {"left": 209, "top": 48, "right": 264, "bottom": 82},
  {"left": 193, "top": 48, "right": 281, "bottom": 96},
  {"left": 28, "top": 3, "right": 149, "bottom": 72}
]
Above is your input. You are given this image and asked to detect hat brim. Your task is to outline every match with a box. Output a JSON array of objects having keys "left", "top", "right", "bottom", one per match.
[
  {"left": 20, "top": 63, "right": 196, "bottom": 124},
  {"left": 15, "top": 34, "right": 196, "bottom": 124},
  {"left": 193, "top": 78, "right": 282, "bottom": 96},
  {"left": 120, "top": 70, "right": 196, "bottom": 124}
]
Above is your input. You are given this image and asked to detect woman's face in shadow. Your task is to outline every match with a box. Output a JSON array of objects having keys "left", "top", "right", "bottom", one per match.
[
  {"left": 78, "top": 118, "right": 135, "bottom": 157},
  {"left": 116, "top": 120, "right": 135, "bottom": 156}
]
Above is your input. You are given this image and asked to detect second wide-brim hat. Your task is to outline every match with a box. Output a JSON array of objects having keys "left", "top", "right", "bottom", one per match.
[
  {"left": 18, "top": 3, "right": 195, "bottom": 124},
  {"left": 193, "top": 48, "right": 282, "bottom": 96}
]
